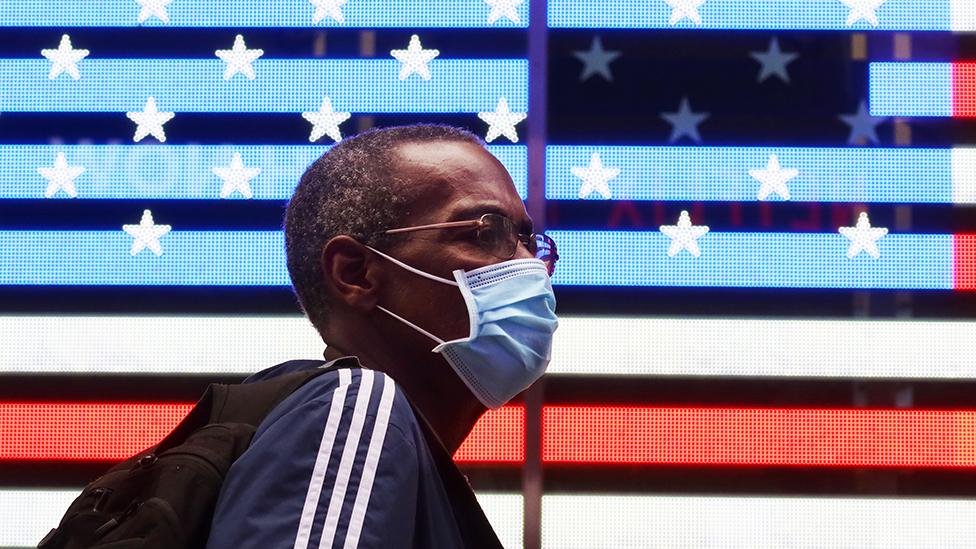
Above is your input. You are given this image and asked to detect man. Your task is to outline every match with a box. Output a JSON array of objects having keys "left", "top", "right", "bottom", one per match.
[{"left": 206, "top": 125, "right": 559, "bottom": 548}]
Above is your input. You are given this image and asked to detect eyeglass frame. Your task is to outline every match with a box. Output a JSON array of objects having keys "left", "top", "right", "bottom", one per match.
[{"left": 377, "top": 213, "right": 559, "bottom": 276}]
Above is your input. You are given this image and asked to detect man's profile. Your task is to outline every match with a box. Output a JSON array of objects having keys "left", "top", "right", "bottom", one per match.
[{"left": 206, "top": 124, "right": 559, "bottom": 548}]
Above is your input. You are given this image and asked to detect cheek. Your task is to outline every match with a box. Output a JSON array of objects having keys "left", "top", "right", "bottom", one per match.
[{"left": 387, "top": 276, "right": 471, "bottom": 341}]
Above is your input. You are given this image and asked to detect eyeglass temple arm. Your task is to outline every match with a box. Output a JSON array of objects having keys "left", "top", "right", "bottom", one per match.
[{"left": 383, "top": 219, "right": 481, "bottom": 235}]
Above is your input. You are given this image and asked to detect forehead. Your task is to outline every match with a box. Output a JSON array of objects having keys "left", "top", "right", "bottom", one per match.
[{"left": 392, "top": 140, "right": 527, "bottom": 224}]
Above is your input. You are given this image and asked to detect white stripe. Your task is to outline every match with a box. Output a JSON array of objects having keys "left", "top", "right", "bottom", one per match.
[
  {"left": 342, "top": 373, "right": 396, "bottom": 549},
  {"left": 6, "top": 315, "right": 976, "bottom": 379},
  {"left": 542, "top": 494, "right": 976, "bottom": 548},
  {"left": 548, "top": 317, "right": 976, "bottom": 378},
  {"left": 0, "top": 489, "right": 523, "bottom": 549},
  {"left": 318, "top": 369, "right": 375, "bottom": 549},
  {"left": 293, "top": 369, "right": 353, "bottom": 549},
  {"left": 952, "top": 148, "right": 976, "bottom": 204},
  {"left": 951, "top": 0, "right": 976, "bottom": 31},
  {"left": 0, "top": 315, "right": 322, "bottom": 374}
]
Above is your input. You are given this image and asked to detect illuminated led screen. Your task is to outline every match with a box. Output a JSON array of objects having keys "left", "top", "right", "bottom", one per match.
[
  {"left": 5, "top": 402, "right": 975, "bottom": 467},
  {"left": 869, "top": 62, "right": 976, "bottom": 118},
  {"left": 3, "top": 0, "right": 976, "bottom": 546},
  {"left": 547, "top": 0, "right": 976, "bottom": 30},
  {"left": 0, "top": 0, "right": 530, "bottom": 27},
  {"left": 6, "top": 315, "right": 976, "bottom": 378},
  {"left": 5, "top": 231, "right": 972, "bottom": 288},
  {"left": 0, "top": 59, "right": 528, "bottom": 113},
  {"left": 0, "top": 490, "right": 523, "bottom": 548},
  {"left": 0, "top": 145, "right": 528, "bottom": 200},
  {"left": 540, "top": 495, "right": 976, "bottom": 548},
  {"left": 547, "top": 146, "right": 976, "bottom": 203}
]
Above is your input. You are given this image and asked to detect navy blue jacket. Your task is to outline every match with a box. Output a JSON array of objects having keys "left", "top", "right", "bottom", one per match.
[{"left": 207, "top": 358, "right": 491, "bottom": 549}]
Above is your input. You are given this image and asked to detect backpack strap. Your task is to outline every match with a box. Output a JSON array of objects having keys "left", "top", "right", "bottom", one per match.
[{"left": 156, "top": 358, "right": 358, "bottom": 454}]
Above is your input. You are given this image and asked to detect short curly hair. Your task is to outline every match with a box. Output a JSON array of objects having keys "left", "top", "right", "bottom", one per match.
[{"left": 284, "top": 124, "right": 484, "bottom": 334}]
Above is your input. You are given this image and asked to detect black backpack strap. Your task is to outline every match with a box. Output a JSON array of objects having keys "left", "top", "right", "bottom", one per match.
[{"left": 156, "top": 358, "right": 349, "bottom": 454}]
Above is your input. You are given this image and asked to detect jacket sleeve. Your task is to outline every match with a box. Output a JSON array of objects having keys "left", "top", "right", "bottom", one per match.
[{"left": 207, "top": 369, "right": 420, "bottom": 549}]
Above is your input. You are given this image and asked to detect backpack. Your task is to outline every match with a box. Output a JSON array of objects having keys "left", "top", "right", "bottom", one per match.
[
  {"left": 37, "top": 364, "right": 332, "bottom": 548},
  {"left": 37, "top": 360, "right": 505, "bottom": 549}
]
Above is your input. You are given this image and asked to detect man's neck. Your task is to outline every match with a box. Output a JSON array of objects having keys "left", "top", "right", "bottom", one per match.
[{"left": 323, "top": 344, "right": 485, "bottom": 454}]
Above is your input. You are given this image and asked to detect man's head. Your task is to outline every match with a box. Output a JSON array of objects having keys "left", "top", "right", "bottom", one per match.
[
  {"left": 286, "top": 124, "right": 555, "bottom": 448},
  {"left": 285, "top": 123, "right": 534, "bottom": 355}
]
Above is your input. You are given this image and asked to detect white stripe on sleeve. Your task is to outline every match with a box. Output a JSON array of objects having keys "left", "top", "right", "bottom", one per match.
[
  {"left": 293, "top": 368, "right": 353, "bottom": 549},
  {"left": 342, "top": 373, "right": 397, "bottom": 549},
  {"left": 318, "top": 369, "right": 375, "bottom": 549}
]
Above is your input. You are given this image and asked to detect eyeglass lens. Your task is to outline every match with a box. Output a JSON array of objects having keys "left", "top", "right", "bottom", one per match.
[{"left": 477, "top": 214, "right": 557, "bottom": 275}]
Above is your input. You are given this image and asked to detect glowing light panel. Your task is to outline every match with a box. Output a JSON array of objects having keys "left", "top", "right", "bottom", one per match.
[
  {"left": 0, "top": 0, "right": 529, "bottom": 27},
  {"left": 0, "top": 402, "right": 524, "bottom": 463},
  {"left": 869, "top": 62, "right": 976, "bottom": 118},
  {"left": 547, "top": 317, "right": 976, "bottom": 378},
  {"left": 5, "top": 315, "right": 976, "bottom": 379},
  {"left": 7, "top": 404, "right": 976, "bottom": 467},
  {"left": 0, "top": 490, "right": 523, "bottom": 548},
  {"left": 547, "top": 231, "right": 955, "bottom": 289},
  {"left": 0, "top": 231, "right": 289, "bottom": 286},
  {"left": 548, "top": 0, "right": 975, "bottom": 30},
  {"left": 1, "top": 145, "right": 527, "bottom": 200},
  {"left": 547, "top": 146, "right": 976, "bottom": 203},
  {"left": 542, "top": 495, "right": 976, "bottom": 548},
  {"left": 0, "top": 59, "right": 528, "bottom": 113},
  {"left": 541, "top": 406, "right": 976, "bottom": 467},
  {"left": 3, "top": 231, "right": 966, "bottom": 289}
]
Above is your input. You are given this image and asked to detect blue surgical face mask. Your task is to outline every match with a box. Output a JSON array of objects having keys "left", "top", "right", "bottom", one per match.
[{"left": 367, "top": 247, "right": 559, "bottom": 409}]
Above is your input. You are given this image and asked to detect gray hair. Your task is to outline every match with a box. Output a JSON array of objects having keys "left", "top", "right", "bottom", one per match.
[{"left": 284, "top": 124, "right": 484, "bottom": 334}]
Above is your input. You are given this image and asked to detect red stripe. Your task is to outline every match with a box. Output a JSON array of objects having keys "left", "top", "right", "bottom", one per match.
[
  {"left": 952, "top": 62, "right": 976, "bottom": 118},
  {"left": 542, "top": 406, "right": 976, "bottom": 467},
  {"left": 0, "top": 402, "right": 193, "bottom": 461},
  {"left": 455, "top": 406, "right": 525, "bottom": 462},
  {"left": 956, "top": 234, "right": 976, "bottom": 291},
  {"left": 6, "top": 403, "right": 976, "bottom": 467},
  {"left": 0, "top": 402, "right": 522, "bottom": 463}
]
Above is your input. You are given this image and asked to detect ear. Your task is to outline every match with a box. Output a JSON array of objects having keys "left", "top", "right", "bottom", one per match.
[{"left": 320, "top": 235, "right": 381, "bottom": 312}]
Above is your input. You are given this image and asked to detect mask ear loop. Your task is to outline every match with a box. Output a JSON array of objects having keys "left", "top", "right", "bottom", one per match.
[
  {"left": 375, "top": 305, "right": 447, "bottom": 347},
  {"left": 367, "top": 245, "right": 456, "bottom": 349},
  {"left": 366, "top": 246, "right": 459, "bottom": 287}
]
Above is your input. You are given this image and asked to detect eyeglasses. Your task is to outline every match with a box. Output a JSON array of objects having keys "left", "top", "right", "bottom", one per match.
[{"left": 382, "top": 213, "right": 559, "bottom": 276}]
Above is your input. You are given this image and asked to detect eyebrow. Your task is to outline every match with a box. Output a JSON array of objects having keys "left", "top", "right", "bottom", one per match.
[{"left": 450, "top": 204, "right": 534, "bottom": 234}]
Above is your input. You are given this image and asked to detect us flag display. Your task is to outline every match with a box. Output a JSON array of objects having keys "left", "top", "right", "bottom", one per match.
[{"left": 1, "top": 1, "right": 975, "bottom": 548}]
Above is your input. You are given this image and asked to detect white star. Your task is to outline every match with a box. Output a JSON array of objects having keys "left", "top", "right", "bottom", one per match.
[
  {"left": 135, "top": 0, "right": 172, "bottom": 24},
  {"left": 484, "top": 0, "right": 523, "bottom": 24},
  {"left": 212, "top": 153, "right": 261, "bottom": 199},
  {"left": 660, "top": 211, "right": 709, "bottom": 258},
  {"left": 477, "top": 97, "right": 526, "bottom": 143},
  {"left": 749, "top": 154, "right": 799, "bottom": 201},
  {"left": 40, "top": 35, "right": 89, "bottom": 81},
  {"left": 839, "top": 100, "right": 887, "bottom": 145},
  {"left": 572, "top": 153, "right": 619, "bottom": 199},
  {"left": 302, "top": 97, "right": 351, "bottom": 143},
  {"left": 749, "top": 37, "right": 798, "bottom": 84},
  {"left": 215, "top": 35, "right": 263, "bottom": 81},
  {"left": 309, "top": 0, "right": 347, "bottom": 24},
  {"left": 840, "top": 0, "right": 887, "bottom": 26},
  {"left": 123, "top": 209, "right": 171, "bottom": 257},
  {"left": 839, "top": 212, "right": 888, "bottom": 259},
  {"left": 661, "top": 96, "right": 709, "bottom": 143},
  {"left": 390, "top": 35, "right": 439, "bottom": 81},
  {"left": 665, "top": 0, "right": 706, "bottom": 25},
  {"left": 573, "top": 36, "right": 622, "bottom": 82},
  {"left": 38, "top": 152, "right": 85, "bottom": 198},
  {"left": 126, "top": 96, "right": 175, "bottom": 143}
]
